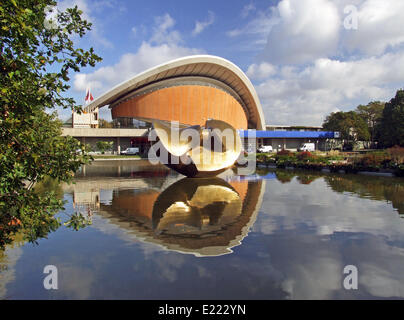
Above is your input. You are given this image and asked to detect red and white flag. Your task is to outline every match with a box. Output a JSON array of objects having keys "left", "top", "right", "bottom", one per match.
[{"left": 85, "top": 87, "right": 94, "bottom": 104}]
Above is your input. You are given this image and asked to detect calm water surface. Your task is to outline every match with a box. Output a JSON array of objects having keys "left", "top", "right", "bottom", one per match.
[{"left": 1, "top": 160, "right": 404, "bottom": 299}]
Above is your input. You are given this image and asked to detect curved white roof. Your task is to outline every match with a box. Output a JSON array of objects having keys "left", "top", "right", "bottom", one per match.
[{"left": 85, "top": 55, "right": 266, "bottom": 129}]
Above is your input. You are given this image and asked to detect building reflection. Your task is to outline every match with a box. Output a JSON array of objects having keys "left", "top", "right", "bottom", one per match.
[
  {"left": 152, "top": 178, "right": 243, "bottom": 233},
  {"left": 102, "top": 177, "right": 264, "bottom": 256},
  {"left": 64, "top": 168, "right": 265, "bottom": 256}
]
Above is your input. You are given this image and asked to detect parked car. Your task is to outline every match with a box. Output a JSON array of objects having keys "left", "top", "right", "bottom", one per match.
[
  {"left": 257, "top": 145, "right": 273, "bottom": 153},
  {"left": 299, "top": 143, "right": 315, "bottom": 152},
  {"left": 121, "top": 147, "right": 140, "bottom": 155}
]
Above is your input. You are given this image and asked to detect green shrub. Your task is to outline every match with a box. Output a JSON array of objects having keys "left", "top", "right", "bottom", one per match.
[{"left": 96, "top": 141, "right": 114, "bottom": 154}]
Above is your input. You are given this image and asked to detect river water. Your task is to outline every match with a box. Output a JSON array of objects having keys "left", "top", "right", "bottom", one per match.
[{"left": 1, "top": 160, "right": 404, "bottom": 299}]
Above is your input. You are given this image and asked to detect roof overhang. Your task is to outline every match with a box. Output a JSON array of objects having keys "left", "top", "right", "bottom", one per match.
[{"left": 84, "top": 55, "right": 266, "bottom": 130}]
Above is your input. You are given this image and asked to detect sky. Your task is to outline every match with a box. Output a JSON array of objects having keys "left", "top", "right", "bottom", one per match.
[{"left": 55, "top": 0, "right": 404, "bottom": 126}]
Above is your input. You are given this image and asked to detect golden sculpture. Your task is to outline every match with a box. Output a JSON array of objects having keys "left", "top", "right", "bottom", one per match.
[{"left": 152, "top": 119, "right": 242, "bottom": 178}]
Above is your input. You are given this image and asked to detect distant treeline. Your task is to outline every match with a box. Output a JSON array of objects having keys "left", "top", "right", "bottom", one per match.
[{"left": 323, "top": 89, "right": 404, "bottom": 148}]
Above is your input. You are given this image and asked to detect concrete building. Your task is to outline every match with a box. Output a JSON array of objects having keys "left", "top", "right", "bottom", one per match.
[
  {"left": 63, "top": 55, "right": 265, "bottom": 153},
  {"left": 240, "top": 129, "right": 336, "bottom": 152},
  {"left": 64, "top": 108, "right": 100, "bottom": 128},
  {"left": 62, "top": 127, "right": 148, "bottom": 154},
  {"left": 62, "top": 55, "right": 338, "bottom": 153},
  {"left": 84, "top": 55, "right": 266, "bottom": 130}
]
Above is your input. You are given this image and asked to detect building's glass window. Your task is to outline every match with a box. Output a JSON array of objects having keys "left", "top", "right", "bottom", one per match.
[{"left": 113, "top": 117, "right": 152, "bottom": 129}]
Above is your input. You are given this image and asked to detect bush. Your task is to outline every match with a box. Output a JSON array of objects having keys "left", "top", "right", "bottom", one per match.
[
  {"left": 96, "top": 141, "right": 114, "bottom": 154},
  {"left": 395, "top": 164, "right": 404, "bottom": 177},
  {"left": 388, "top": 145, "right": 404, "bottom": 165},
  {"left": 354, "top": 152, "right": 391, "bottom": 170},
  {"left": 325, "top": 155, "right": 345, "bottom": 162},
  {"left": 277, "top": 149, "right": 292, "bottom": 156},
  {"left": 328, "top": 150, "right": 340, "bottom": 157},
  {"left": 256, "top": 153, "right": 275, "bottom": 164},
  {"left": 297, "top": 151, "right": 313, "bottom": 161}
]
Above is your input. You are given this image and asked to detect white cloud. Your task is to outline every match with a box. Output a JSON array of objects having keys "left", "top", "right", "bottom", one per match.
[
  {"left": 234, "top": 0, "right": 404, "bottom": 125},
  {"left": 150, "top": 14, "right": 182, "bottom": 45},
  {"left": 232, "top": 0, "right": 404, "bottom": 61},
  {"left": 73, "top": 14, "right": 204, "bottom": 98},
  {"left": 192, "top": 11, "right": 215, "bottom": 36},
  {"left": 254, "top": 52, "right": 404, "bottom": 125},
  {"left": 228, "top": 0, "right": 341, "bottom": 56},
  {"left": 131, "top": 24, "right": 147, "bottom": 38},
  {"left": 343, "top": 0, "right": 404, "bottom": 55},
  {"left": 74, "top": 42, "right": 202, "bottom": 94},
  {"left": 241, "top": 3, "right": 256, "bottom": 19},
  {"left": 58, "top": 0, "right": 114, "bottom": 48},
  {"left": 227, "top": 7, "right": 278, "bottom": 48},
  {"left": 246, "top": 62, "right": 276, "bottom": 80},
  {"left": 69, "top": 1, "right": 404, "bottom": 126},
  {"left": 260, "top": 0, "right": 340, "bottom": 64}
]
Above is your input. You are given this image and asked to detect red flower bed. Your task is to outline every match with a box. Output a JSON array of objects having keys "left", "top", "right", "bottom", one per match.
[
  {"left": 297, "top": 151, "right": 313, "bottom": 160},
  {"left": 277, "top": 149, "right": 292, "bottom": 156}
]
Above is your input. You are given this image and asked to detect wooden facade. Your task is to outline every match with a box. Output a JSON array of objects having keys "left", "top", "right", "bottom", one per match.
[{"left": 111, "top": 85, "right": 248, "bottom": 130}]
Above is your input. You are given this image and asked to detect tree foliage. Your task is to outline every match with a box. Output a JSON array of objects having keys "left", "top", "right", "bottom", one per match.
[
  {"left": 322, "top": 90, "right": 404, "bottom": 148},
  {"left": 378, "top": 90, "right": 404, "bottom": 147},
  {"left": 99, "top": 119, "right": 114, "bottom": 128},
  {"left": 96, "top": 141, "right": 113, "bottom": 154},
  {"left": 355, "top": 101, "right": 385, "bottom": 143},
  {"left": 0, "top": 0, "right": 102, "bottom": 248},
  {"left": 323, "top": 111, "right": 370, "bottom": 142}
]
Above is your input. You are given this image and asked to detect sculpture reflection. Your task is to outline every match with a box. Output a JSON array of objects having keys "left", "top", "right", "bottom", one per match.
[
  {"left": 92, "top": 176, "right": 265, "bottom": 256},
  {"left": 152, "top": 178, "right": 242, "bottom": 235}
]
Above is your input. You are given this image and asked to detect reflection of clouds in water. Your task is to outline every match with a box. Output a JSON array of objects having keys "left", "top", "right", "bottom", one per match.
[
  {"left": 361, "top": 264, "right": 404, "bottom": 298},
  {"left": 90, "top": 213, "right": 167, "bottom": 257},
  {"left": 91, "top": 211, "right": 197, "bottom": 284},
  {"left": 0, "top": 246, "right": 23, "bottom": 299},
  {"left": 348, "top": 238, "right": 404, "bottom": 298},
  {"left": 196, "top": 265, "right": 211, "bottom": 278},
  {"left": 281, "top": 258, "right": 342, "bottom": 300},
  {"left": 88, "top": 176, "right": 404, "bottom": 299},
  {"left": 152, "top": 253, "right": 186, "bottom": 283},
  {"left": 273, "top": 239, "right": 344, "bottom": 300},
  {"left": 251, "top": 177, "right": 404, "bottom": 299},
  {"left": 91, "top": 214, "right": 139, "bottom": 242},
  {"left": 99, "top": 189, "right": 113, "bottom": 205},
  {"left": 91, "top": 204, "right": 286, "bottom": 298},
  {"left": 57, "top": 264, "right": 96, "bottom": 299},
  {"left": 255, "top": 178, "right": 404, "bottom": 238},
  {"left": 5, "top": 170, "right": 402, "bottom": 299}
]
